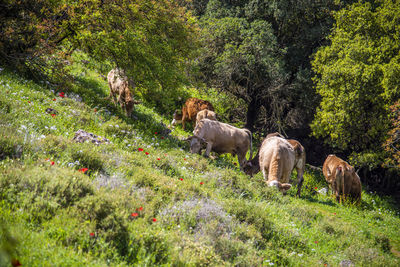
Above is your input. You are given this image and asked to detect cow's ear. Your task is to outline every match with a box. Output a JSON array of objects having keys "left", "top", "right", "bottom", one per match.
[
  {"left": 185, "top": 136, "right": 194, "bottom": 142},
  {"left": 279, "top": 183, "right": 292, "bottom": 192}
]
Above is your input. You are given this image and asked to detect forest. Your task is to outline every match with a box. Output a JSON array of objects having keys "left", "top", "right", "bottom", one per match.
[{"left": 0, "top": 0, "right": 400, "bottom": 266}]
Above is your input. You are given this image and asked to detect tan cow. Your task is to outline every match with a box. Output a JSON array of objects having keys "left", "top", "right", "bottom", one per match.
[
  {"left": 196, "top": 109, "right": 217, "bottom": 126},
  {"left": 187, "top": 119, "right": 252, "bottom": 169},
  {"left": 244, "top": 134, "right": 306, "bottom": 196},
  {"left": 171, "top": 98, "right": 214, "bottom": 130},
  {"left": 322, "top": 155, "right": 361, "bottom": 203},
  {"left": 108, "top": 68, "right": 137, "bottom": 117}
]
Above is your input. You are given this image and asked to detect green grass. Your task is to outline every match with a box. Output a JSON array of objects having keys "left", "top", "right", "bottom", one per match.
[{"left": 0, "top": 59, "right": 399, "bottom": 266}]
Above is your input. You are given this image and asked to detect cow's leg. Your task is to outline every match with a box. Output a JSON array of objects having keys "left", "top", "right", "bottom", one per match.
[
  {"left": 237, "top": 150, "right": 246, "bottom": 170},
  {"left": 203, "top": 142, "right": 213, "bottom": 158},
  {"left": 182, "top": 112, "right": 186, "bottom": 130}
]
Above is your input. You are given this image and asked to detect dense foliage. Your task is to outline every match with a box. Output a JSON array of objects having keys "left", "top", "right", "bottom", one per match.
[
  {"left": 311, "top": 0, "right": 400, "bottom": 169},
  {"left": 190, "top": 0, "right": 355, "bottom": 132}
]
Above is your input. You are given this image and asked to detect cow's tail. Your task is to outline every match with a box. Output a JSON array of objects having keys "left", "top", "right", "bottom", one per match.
[{"left": 245, "top": 129, "right": 253, "bottom": 161}]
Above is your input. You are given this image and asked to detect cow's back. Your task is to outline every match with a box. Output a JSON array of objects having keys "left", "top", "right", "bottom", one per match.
[{"left": 184, "top": 98, "right": 214, "bottom": 121}]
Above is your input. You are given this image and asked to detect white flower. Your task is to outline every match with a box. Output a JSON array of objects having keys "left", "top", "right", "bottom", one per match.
[
  {"left": 115, "top": 124, "right": 119, "bottom": 128},
  {"left": 269, "top": 263, "right": 274, "bottom": 266},
  {"left": 298, "top": 254, "right": 303, "bottom": 257},
  {"left": 20, "top": 125, "right": 27, "bottom": 130},
  {"left": 50, "top": 126, "right": 57, "bottom": 131}
]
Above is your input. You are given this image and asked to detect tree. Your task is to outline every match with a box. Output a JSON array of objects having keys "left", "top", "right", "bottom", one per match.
[{"left": 311, "top": 0, "right": 400, "bottom": 167}]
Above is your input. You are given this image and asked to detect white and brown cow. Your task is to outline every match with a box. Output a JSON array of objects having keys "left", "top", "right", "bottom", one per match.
[
  {"left": 171, "top": 98, "right": 214, "bottom": 130},
  {"left": 107, "top": 68, "right": 137, "bottom": 117},
  {"left": 187, "top": 119, "right": 252, "bottom": 169},
  {"left": 322, "top": 155, "right": 361, "bottom": 204},
  {"left": 244, "top": 133, "right": 306, "bottom": 196}
]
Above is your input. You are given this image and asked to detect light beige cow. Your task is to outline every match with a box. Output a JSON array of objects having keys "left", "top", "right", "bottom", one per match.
[
  {"left": 196, "top": 109, "right": 217, "bottom": 126},
  {"left": 322, "top": 155, "right": 362, "bottom": 203},
  {"left": 187, "top": 119, "right": 252, "bottom": 169},
  {"left": 244, "top": 134, "right": 306, "bottom": 196},
  {"left": 107, "top": 68, "right": 137, "bottom": 117}
]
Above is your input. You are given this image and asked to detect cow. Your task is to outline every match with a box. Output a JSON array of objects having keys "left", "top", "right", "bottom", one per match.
[
  {"left": 322, "top": 155, "right": 361, "bottom": 204},
  {"left": 107, "top": 68, "right": 138, "bottom": 117},
  {"left": 171, "top": 98, "right": 214, "bottom": 130},
  {"left": 186, "top": 119, "right": 252, "bottom": 169},
  {"left": 196, "top": 109, "right": 217, "bottom": 126},
  {"left": 243, "top": 133, "right": 306, "bottom": 196}
]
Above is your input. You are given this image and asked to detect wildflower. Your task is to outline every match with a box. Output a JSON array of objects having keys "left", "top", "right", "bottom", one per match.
[
  {"left": 28, "top": 101, "right": 31, "bottom": 103},
  {"left": 154, "top": 132, "right": 158, "bottom": 134},
  {"left": 59, "top": 92, "right": 65, "bottom": 98},
  {"left": 200, "top": 182, "right": 204, "bottom": 185},
  {"left": 314, "top": 241, "right": 318, "bottom": 244},
  {"left": 152, "top": 218, "right": 157, "bottom": 222},
  {"left": 94, "top": 108, "right": 97, "bottom": 112},
  {"left": 314, "top": 187, "right": 318, "bottom": 190},
  {"left": 333, "top": 212, "right": 336, "bottom": 215},
  {"left": 161, "top": 136, "right": 164, "bottom": 139},
  {"left": 78, "top": 168, "right": 89, "bottom": 173},
  {"left": 50, "top": 161, "right": 55, "bottom": 165},
  {"left": 53, "top": 98, "right": 56, "bottom": 101},
  {"left": 89, "top": 232, "right": 95, "bottom": 237},
  {"left": 184, "top": 158, "right": 186, "bottom": 161},
  {"left": 157, "top": 158, "right": 161, "bottom": 161},
  {"left": 179, "top": 178, "right": 183, "bottom": 181},
  {"left": 137, "top": 207, "right": 143, "bottom": 211},
  {"left": 131, "top": 212, "right": 139, "bottom": 217},
  {"left": 51, "top": 114, "right": 56, "bottom": 118},
  {"left": 145, "top": 152, "right": 149, "bottom": 155},
  {"left": 138, "top": 148, "right": 144, "bottom": 152}
]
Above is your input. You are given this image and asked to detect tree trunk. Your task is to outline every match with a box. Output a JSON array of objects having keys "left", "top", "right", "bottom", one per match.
[{"left": 245, "top": 98, "right": 259, "bottom": 132}]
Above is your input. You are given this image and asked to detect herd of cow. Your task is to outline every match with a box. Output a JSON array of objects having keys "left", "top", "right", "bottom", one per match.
[{"left": 108, "top": 68, "right": 362, "bottom": 204}]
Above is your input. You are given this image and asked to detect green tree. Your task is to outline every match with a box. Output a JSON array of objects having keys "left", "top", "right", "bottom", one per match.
[{"left": 311, "top": 0, "right": 400, "bottom": 167}]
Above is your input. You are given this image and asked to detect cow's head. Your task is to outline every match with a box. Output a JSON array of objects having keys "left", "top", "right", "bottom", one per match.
[
  {"left": 185, "top": 135, "right": 206, "bottom": 154},
  {"left": 268, "top": 180, "right": 292, "bottom": 194},
  {"left": 171, "top": 109, "right": 183, "bottom": 126},
  {"left": 243, "top": 152, "right": 260, "bottom": 177}
]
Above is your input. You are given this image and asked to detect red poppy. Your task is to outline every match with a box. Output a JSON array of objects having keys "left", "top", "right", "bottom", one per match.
[
  {"left": 333, "top": 212, "right": 336, "bottom": 215},
  {"left": 145, "top": 152, "right": 149, "bottom": 155},
  {"left": 138, "top": 148, "right": 144, "bottom": 152},
  {"left": 94, "top": 108, "right": 97, "bottom": 112},
  {"left": 154, "top": 132, "right": 158, "bottom": 135},
  {"left": 179, "top": 178, "right": 183, "bottom": 181},
  {"left": 53, "top": 98, "right": 56, "bottom": 101},
  {"left": 59, "top": 92, "right": 65, "bottom": 98},
  {"left": 137, "top": 207, "right": 143, "bottom": 211},
  {"left": 51, "top": 114, "right": 56, "bottom": 118},
  {"left": 89, "top": 232, "right": 95, "bottom": 237},
  {"left": 78, "top": 168, "right": 89, "bottom": 173},
  {"left": 314, "top": 187, "right": 318, "bottom": 190},
  {"left": 152, "top": 218, "right": 157, "bottom": 222},
  {"left": 157, "top": 158, "right": 161, "bottom": 161},
  {"left": 314, "top": 241, "right": 318, "bottom": 244},
  {"left": 161, "top": 137, "right": 164, "bottom": 139},
  {"left": 200, "top": 182, "right": 204, "bottom": 185},
  {"left": 28, "top": 101, "right": 31, "bottom": 103},
  {"left": 50, "top": 161, "right": 55, "bottom": 165},
  {"left": 11, "top": 259, "right": 21, "bottom": 267},
  {"left": 184, "top": 158, "right": 186, "bottom": 161},
  {"left": 131, "top": 212, "right": 138, "bottom": 217}
]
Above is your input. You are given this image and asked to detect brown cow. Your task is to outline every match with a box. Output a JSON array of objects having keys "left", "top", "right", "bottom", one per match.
[
  {"left": 243, "top": 133, "right": 306, "bottom": 196},
  {"left": 322, "top": 155, "right": 361, "bottom": 203},
  {"left": 187, "top": 119, "right": 252, "bottom": 169},
  {"left": 108, "top": 68, "right": 138, "bottom": 117},
  {"left": 171, "top": 98, "right": 214, "bottom": 130}
]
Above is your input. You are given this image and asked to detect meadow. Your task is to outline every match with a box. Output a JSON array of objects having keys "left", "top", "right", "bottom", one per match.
[{"left": 0, "top": 57, "right": 399, "bottom": 266}]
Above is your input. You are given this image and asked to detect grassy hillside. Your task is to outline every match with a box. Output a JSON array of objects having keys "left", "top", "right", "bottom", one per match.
[{"left": 0, "top": 59, "right": 400, "bottom": 266}]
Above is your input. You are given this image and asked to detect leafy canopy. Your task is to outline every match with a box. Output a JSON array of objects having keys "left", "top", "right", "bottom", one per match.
[{"left": 311, "top": 0, "right": 400, "bottom": 167}]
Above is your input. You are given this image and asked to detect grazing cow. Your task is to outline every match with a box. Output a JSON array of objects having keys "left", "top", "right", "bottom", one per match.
[
  {"left": 322, "top": 155, "right": 361, "bottom": 203},
  {"left": 108, "top": 68, "right": 138, "bottom": 117},
  {"left": 243, "top": 133, "right": 306, "bottom": 196},
  {"left": 187, "top": 119, "right": 252, "bottom": 169},
  {"left": 171, "top": 98, "right": 214, "bottom": 130},
  {"left": 196, "top": 109, "right": 217, "bottom": 126}
]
